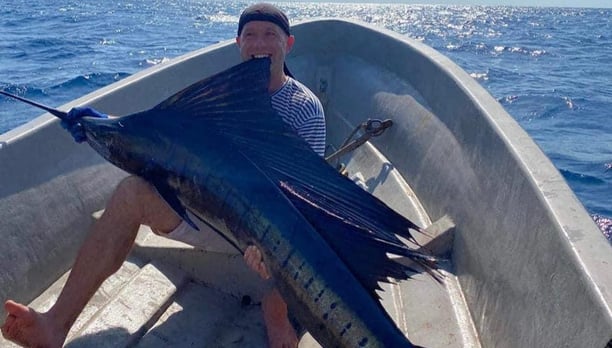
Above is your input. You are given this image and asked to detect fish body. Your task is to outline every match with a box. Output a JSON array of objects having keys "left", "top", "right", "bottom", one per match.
[
  {"left": 84, "top": 115, "right": 420, "bottom": 348},
  {"left": 2, "top": 58, "right": 436, "bottom": 347}
]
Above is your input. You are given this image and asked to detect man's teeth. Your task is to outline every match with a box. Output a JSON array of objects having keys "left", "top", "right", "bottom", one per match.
[{"left": 253, "top": 55, "right": 270, "bottom": 58}]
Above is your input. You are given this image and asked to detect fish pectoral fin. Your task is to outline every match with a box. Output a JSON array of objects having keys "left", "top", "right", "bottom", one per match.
[
  {"left": 151, "top": 179, "right": 243, "bottom": 254},
  {"left": 188, "top": 212, "right": 243, "bottom": 254},
  {"left": 150, "top": 179, "right": 200, "bottom": 231}
]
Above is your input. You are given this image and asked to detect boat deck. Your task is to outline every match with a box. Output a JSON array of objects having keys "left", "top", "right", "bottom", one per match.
[
  {"left": 2, "top": 230, "right": 470, "bottom": 348},
  {"left": 3, "top": 227, "right": 269, "bottom": 348}
]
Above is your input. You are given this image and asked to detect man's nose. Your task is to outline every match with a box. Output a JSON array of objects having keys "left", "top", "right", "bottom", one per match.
[
  {"left": 253, "top": 40, "right": 264, "bottom": 48},
  {"left": 252, "top": 35, "right": 267, "bottom": 47}
]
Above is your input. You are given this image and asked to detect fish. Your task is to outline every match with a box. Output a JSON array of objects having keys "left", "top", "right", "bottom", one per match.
[{"left": 0, "top": 57, "right": 438, "bottom": 347}]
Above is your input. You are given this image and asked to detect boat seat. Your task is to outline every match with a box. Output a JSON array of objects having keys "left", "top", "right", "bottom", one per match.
[{"left": 420, "top": 214, "right": 455, "bottom": 257}]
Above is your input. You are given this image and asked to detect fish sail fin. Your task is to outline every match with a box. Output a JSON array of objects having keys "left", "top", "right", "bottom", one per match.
[
  {"left": 147, "top": 56, "right": 305, "bottom": 151},
  {"left": 151, "top": 57, "right": 290, "bottom": 134},
  {"left": 119, "top": 57, "right": 438, "bottom": 290},
  {"left": 165, "top": 58, "right": 441, "bottom": 287},
  {"left": 153, "top": 57, "right": 269, "bottom": 111},
  {"left": 204, "top": 90, "right": 442, "bottom": 291},
  {"left": 239, "top": 139, "right": 427, "bottom": 251},
  {"left": 280, "top": 180, "right": 439, "bottom": 300}
]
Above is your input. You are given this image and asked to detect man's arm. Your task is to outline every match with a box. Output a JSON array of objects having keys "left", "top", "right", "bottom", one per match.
[{"left": 296, "top": 115, "right": 326, "bottom": 157}]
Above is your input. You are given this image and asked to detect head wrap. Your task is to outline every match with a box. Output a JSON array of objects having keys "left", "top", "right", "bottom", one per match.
[{"left": 237, "top": 3, "right": 291, "bottom": 37}]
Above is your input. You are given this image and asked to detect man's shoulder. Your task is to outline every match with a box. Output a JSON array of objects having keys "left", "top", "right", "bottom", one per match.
[
  {"left": 284, "top": 78, "right": 323, "bottom": 109},
  {"left": 286, "top": 77, "right": 311, "bottom": 92}
]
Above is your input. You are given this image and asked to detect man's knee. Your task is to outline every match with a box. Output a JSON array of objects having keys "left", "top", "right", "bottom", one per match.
[
  {"left": 105, "top": 176, "right": 162, "bottom": 222},
  {"left": 112, "top": 176, "right": 157, "bottom": 209},
  {"left": 111, "top": 176, "right": 180, "bottom": 231},
  {"left": 115, "top": 176, "right": 155, "bottom": 200}
]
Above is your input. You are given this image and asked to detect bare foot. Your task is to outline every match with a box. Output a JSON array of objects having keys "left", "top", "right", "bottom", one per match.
[
  {"left": 262, "top": 290, "right": 298, "bottom": 348},
  {"left": 244, "top": 246, "right": 297, "bottom": 347},
  {"left": 1, "top": 300, "right": 66, "bottom": 348},
  {"left": 265, "top": 314, "right": 299, "bottom": 348}
]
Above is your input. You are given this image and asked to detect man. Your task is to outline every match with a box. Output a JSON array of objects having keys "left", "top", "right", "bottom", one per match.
[{"left": 1, "top": 3, "right": 325, "bottom": 348}]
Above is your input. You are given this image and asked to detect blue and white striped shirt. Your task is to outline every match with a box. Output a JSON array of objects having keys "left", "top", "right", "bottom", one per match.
[{"left": 271, "top": 77, "right": 326, "bottom": 157}]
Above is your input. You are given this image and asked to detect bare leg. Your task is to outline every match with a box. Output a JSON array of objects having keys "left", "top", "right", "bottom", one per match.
[
  {"left": 262, "top": 290, "right": 299, "bottom": 348},
  {"left": 1, "top": 176, "right": 180, "bottom": 348}
]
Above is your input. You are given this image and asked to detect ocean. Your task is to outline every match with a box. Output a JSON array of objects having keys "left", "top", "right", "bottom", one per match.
[{"left": 0, "top": 1, "right": 610, "bottom": 241}]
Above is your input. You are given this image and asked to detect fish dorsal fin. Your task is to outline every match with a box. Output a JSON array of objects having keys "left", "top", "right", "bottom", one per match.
[
  {"left": 279, "top": 180, "right": 438, "bottom": 300},
  {"left": 151, "top": 57, "right": 289, "bottom": 134},
  {"left": 155, "top": 57, "right": 267, "bottom": 110},
  {"left": 248, "top": 143, "right": 424, "bottom": 244},
  {"left": 232, "top": 134, "right": 439, "bottom": 298},
  {"left": 132, "top": 57, "right": 438, "bottom": 297}
]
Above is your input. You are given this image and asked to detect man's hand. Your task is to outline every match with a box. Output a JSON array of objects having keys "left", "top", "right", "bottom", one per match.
[
  {"left": 244, "top": 245, "right": 271, "bottom": 280},
  {"left": 61, "top": 106, "right": 108, "bottom": 143}
]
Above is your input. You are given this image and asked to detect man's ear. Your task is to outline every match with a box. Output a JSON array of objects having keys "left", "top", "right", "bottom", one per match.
[
  {"left": 236, "top": 37, "right": 241, "bottom": 46},
  {"left": 286, "top": 35, "right": 295, "bottom": 53}
]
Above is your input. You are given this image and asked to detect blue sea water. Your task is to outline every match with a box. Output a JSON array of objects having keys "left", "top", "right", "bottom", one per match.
[{"left": 0, "top": 1, "right": 610, "bottom": 241}]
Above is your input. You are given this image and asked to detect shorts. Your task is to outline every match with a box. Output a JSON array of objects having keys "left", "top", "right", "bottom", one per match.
[{"left": 155, "top": 213, "right": 241, "bottom": 255}]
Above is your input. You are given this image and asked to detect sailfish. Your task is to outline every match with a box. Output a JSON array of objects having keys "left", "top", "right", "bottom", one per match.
[{"left": 0, "top": 57, "right": 438, "bottom": 348}]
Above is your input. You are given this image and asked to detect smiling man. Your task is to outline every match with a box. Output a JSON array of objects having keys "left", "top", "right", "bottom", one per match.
[
  {"left": 236, "top": 3, "right": 326, "bottom": 156},
  {"left": 1, "top": 3, "right": 324, "bottom": 348}
]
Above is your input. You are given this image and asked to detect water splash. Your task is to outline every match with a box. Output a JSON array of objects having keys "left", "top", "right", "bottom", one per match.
[{"left": 593, "top": 215, "right": 612, "bottom": 243}]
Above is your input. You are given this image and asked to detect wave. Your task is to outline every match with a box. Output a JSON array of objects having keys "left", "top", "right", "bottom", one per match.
[
  {"left": 0, "top": 72, "right": 130, "bottom": 134},
  {"left": 0, "top": 83, "right": 47, "bottom": 100},
  {"left": 496, "top": 94, "right": 579, "bottom": 122},
  {"left": 49, "top": 72, "right": 130, "bottom": 91},
  {"left": 1, "top": 72, "right": 129, "bottom": 98},
  {"left": 441, "top": 41, "right": 549, "bottom": 58},
  {"left": 592, "top": 215, "right": 612, "bottom": 243},
  {"left": 559, "top": 168, "right": 607, "bottom": 186}
]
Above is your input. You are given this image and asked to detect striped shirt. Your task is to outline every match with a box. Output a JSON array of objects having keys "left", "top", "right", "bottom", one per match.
[{"left": 271, "top": 77, "right": 326, "bottom": 157}]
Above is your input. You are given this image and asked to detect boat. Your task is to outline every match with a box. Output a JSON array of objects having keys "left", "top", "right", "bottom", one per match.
[{"left": 1, "top": 19, "right": 610, "bottom": 348}]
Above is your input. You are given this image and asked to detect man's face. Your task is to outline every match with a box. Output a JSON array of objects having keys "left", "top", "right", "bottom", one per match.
[{"left": 236, "top": 21, "right": 294, "bottom": 75}]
